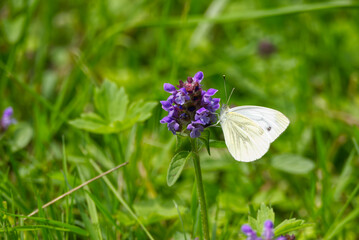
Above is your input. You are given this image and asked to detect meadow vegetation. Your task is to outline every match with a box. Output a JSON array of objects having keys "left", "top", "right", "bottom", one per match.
[{"left": 1, "top": 0, "right": 359, "bottom": 239}]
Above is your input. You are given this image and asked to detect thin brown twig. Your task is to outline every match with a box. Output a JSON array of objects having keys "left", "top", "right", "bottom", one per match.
[{"left": 25, "top": 161, "right": 129, "bottom": 220}]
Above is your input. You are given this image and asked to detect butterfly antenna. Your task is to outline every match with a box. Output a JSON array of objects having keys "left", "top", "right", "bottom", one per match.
[
  {"left": 223, "top": 75, "right": 228, "bottom": 103},
  {"left": 226, "top": 88, "right": 235, "bottom": 105}
]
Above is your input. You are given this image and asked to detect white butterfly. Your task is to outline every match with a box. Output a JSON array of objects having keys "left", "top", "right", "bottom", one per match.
[{"left": 220, "top": 105, "right": 289, "bottom": 162}]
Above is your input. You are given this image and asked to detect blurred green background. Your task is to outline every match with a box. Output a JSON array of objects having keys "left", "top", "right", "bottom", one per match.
[{"left": 1, "top": 0, "right": 359, "bottom": 239}]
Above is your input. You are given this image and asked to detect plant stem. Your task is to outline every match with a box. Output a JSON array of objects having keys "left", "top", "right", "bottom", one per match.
[{"left": 192, "top": 138, "right": 210, "bottom": 240}]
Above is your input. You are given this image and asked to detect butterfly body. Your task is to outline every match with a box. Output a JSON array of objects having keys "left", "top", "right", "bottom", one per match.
[{"left": 220, "top": 105, "right": 289, "bottom": 162}]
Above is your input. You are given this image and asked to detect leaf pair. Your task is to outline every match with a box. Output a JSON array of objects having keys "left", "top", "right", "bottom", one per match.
[
  {"left": 248, "top": 204, "right": 310, "bottom": 237},
  {"left": 69, "top": 80, "right": 157, "bottom": 134}
]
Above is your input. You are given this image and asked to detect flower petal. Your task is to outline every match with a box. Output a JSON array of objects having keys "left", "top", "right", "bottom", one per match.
[
  {"left": 196, "top": 107, "right": 207, "bottom": 114},
  {"left": 160, "top": 101, "right": 172, "bottom": 111},
  {"left": 205, "top": 88, "right": 218, "bottom": 96},
  {"left": 241, "top": 225, "right": 254, "bottom": 235},
  {"left": 193, "top": 71, "right": 204, "bottom": 82},
  {"left": 1, "top": 107, "right": 15, "bottom": 130},
  {"left": 168, "top": 120, "right": 180, "bottom": 134},
  {"left": 3, "top": 107, "right": 13, "bottom": 117},
  {"left": 262, "top": 220, "right": 274, "bottom": 239},
  {"left": 160, "top": 116, "right": 172, "bottom": 124},
  {"left": 164, "top": 83, "right": 177, "bottom": 93},
  {"left": 264, "top": 220, "right": 274, "bottom": 229}
]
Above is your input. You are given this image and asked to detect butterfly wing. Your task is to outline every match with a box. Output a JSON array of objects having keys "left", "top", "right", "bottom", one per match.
[
  {"left": 229, "top": 106, "right": 289, "bottom": 143},
  {"left": 221, "top": 110, "right": 270, "bottom": 162}
]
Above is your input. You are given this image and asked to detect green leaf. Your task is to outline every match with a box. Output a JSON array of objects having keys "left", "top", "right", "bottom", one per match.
[
  {"left": 173, "top": 231, "right": 191, "bottom": 240},
  {"left": 133, "top": 200, "right": 187, "bottom": 225},
  {"left": 68, "top": 112, "right": 115, "bottom": 134},
  {"left": 0, "top": 209, "right": 88, "bottom": 236},
  {"left": 2, "top": 15, "right": 26, "bottom": 43},
  {"left": 10, "top": 122, "right": 33, "bottom": 152},
  {"left": 173, "top": 200, "right": 188, "bottom": 240},
  {"left": 94, "top": 80, "right": 129, "bottom": 122},
  {"left": 126, "top": 100, "right": 157, "bottom": 122},
  {"left": 271, "top": 154, "right": 315, "bottom": 175},
  {"left": 199, "top": 130, "right": 210, "bottom": 155},
  {"left": 167, "top": 151, "right": 191, "bottom": 186},
  {"left": 70, "top": 82, "right": 156, "bottom": 134},
  {"left": 274, "top": 218, "right": 310, "bottom": 236},
  {"left": 324, "top": 208, "right": 359, "bottom": 240},
  {"left": 248, "top": 204, "right": 275, "bottom": 234},
  {"left": 0, "top": 225, "right": 78, "bottom": 233},
  {"left": 209, "top": 140, "right": 227, "bottom": 148}
]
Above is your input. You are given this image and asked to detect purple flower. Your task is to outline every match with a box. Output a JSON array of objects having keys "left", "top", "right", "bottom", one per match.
[
  {"left": 202, "top": 88, "right": 218, "bottom": 103},
  {"left": 241, "top": 220, "right": 295, "bottom": 240},
  {"left": 168, "top": 120, "right": 180, "bottom": 134},
  {"left": 174, "top": 88, "right": 190, "bottom": 105},
  {"left": 263, "top": 220, "right": 274, "bottom": 240},
  {"left": 258, "top": 40, "right": 276, "bottom": 58},
  {"left": 193, "top": 71, "right": 204, "bottom": 82},
  {"left": 167, "top": 95, "right": 175, "bottom": 104},
  {"left": 160, "top": 116, "right": 173, "bottom": 124},
  {"left": 160, "top": 101, "right": 173, "bottom": 111},
  {"left": 195, "top": 108, "right": 212, "bottom": 125},
  {"left": 160, "top": 71, "right": 220, "bottom": 138},
  {"left": 168, "top": 106, "right": 180, "bottom": 119},
  {"left": 206, "top": 98, "right": 220, "bottom": 112},
  {"left": 164, "top": 83, "right": 177, "bottom": 93},
  {"left": 1, "top": 107, "right": 15, "bottom": 132},
  {"left": 241, "top": 225, "right": 261, "bottom": 240},
  {"left": 187, "top": 122, "right": 204, "bottom": 138},
  {"left": 160, "top": 116, "right": 180, "bottom": 134},
  {"left": 202, "top": 89, "right": 220, "bottom": 112}
]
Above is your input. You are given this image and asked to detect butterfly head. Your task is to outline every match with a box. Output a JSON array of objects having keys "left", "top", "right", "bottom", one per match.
[{"left": 219, "top": 104, "right": 230, "bottom": 122}]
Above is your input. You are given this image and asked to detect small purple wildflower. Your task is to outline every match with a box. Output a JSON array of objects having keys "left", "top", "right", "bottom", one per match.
[
  {"left": 175, "top": 88, "right": 190, "bottom": 105},
  {"left": 193, "top": 71, "right": 204, "bottom": 82},
  {"left": 164, "top": 83, "right": 177, "bottom": 93},
  {"left": 195, "top": 107, "right": 214, "bottom": 125},
  {"left": 187, "top": 121, "right": 204, "bottom": 138},
  {"left": 241, "top": 225, "right": 261, "bottom": 240},
  {"left": 258, "top": 40, "right": 276, "bottom": 58},
  {"left": 202, "top": 88, "right": 218, "bottom": 104},
  {"left": 160, "top": 71, "right": 220, "bottom": 138},
  {"left": 263, "top": 220, "right": 274, "bottom": 239},
  {"left": 241, "top": 220, "right": 295, "bottom": 240},
  {"left": 1, "top": 107, "right": 15, "bottom": 132}
]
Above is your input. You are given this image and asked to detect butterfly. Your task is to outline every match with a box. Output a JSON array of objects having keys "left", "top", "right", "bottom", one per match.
[{"left": 220, "top": 105, "right": 289, "bottom": 162}]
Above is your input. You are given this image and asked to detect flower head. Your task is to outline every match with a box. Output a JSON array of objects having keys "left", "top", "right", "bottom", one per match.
[
  {"left": 1, "top": 107, "right": 15, "bottom": 132},
  {"left": 160, "top": 72, "right": 220, "bottom": 138},
  {"left": 241, "top": 220, "right": 295, "bottom": 240}
]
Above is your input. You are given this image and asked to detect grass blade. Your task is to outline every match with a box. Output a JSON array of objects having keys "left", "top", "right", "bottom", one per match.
[
  {"left": 77, "top": 166, "right": 103, "bottom": 240},
  {"left": 89, "top": 159, "right": 154, "bottom": 240},
  {"left": 141, "top": 1, "right": 359, "bottom": 27}
]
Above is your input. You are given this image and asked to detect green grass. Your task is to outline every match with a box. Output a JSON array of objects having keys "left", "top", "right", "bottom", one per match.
[{"left": 1, "top": 0, "right": 359, "bottom": 239}]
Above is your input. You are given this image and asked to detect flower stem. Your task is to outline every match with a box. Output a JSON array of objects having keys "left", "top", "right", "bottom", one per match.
[{"left": 191, "top": 138, "right": 210, "bottom": 240}]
